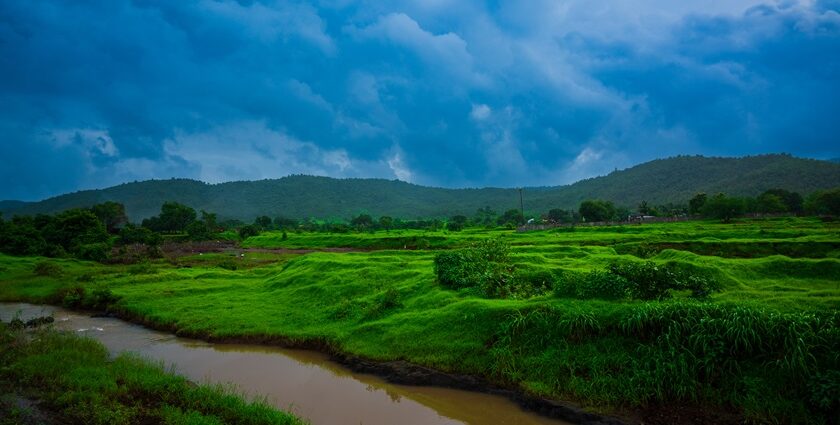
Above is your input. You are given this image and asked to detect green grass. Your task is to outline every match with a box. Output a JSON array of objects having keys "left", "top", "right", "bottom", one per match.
[
  {"left": 0, "top": 323, "right": 305, "bottom": 425},
  {"left": 1, "top": 217, "right": 839, "bottom": 423}
]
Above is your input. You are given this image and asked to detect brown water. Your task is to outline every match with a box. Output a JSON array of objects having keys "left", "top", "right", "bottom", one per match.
[{"left": 1, "top": 303, "right": 569, "bottom": 425}]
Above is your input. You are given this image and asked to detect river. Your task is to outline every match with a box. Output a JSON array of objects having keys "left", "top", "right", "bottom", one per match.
[{"left": 0, "top": 302, "right": 569, "bottom": 425}]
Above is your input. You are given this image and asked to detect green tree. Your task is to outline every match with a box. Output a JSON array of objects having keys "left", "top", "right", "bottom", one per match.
[
  {"left": 45, "top": 209, "right": 109, "bottom": 252},
  {"left": 350, "top": 214, "right": 374, "bottom": 230},
  {"left": 447, "top": 215, "right": 468, "bottom": 231},
  {"left": 638, "top": 201, "right": 650, "bottom": 215},
  {"left": 547, "top": 208, "right": 574, "bottom": 223},
  {"left": 805, "top": 188, "right": 840, "bottom": 216},
  {"left": 689, "top": 193, "right": 707, "bottom": 215},
  {"left": 274, "top": 216, "right": 298, "bottom": 230},
  {"left": 238, "top": 224, "right": 260, "bottom": 240},
  {"left": 201, "top": 210, "right": 218, "bottom": 231},
  {"left": 474, "top": 207, "right": 497, "bottom": 226},
  {"left": 497, "top": 209, "right": 525, "bottom": 226},
  {"left": 701, "top": 194, "right": 745, "bottom": 223},
  {"left": 142, "top": 202, "right": 196, "bottom": 233},
  {"left": 254, "top": 215, "right": 272, "bottom": 230},
  {"left": 90, "top": 201, "right": 128, "bottom": 234},
  {"left": 579, "top": 200, "right": 616, "bottom": 222},
  {"left": 756, "top": 193, "right": 787, "bottom": 213},
  {"left": 762, "top": 189, "right": 803, "bottom": 213},
  {"left": 379, "top": 216, "right": 394, "bottom": 231}
]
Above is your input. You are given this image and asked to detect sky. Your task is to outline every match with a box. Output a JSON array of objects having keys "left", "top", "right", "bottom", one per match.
[{"left": 1, "top": 0, "right": 838, "bottom": 201}]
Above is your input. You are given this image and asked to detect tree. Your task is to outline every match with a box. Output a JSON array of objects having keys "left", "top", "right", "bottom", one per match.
[
  {"left": 350, "top": 214, "right": 374, "bottom": 230},
  {"left": 90, "top": 201, "right": 128, "bottom": 234},
  {"left": 579, "top": 200, "right": 616, "bottom": 222},
  {"left": 755, "top": 193, "right": 787, "bottom": 213},
  {"left": 44, "top": 209, "right": 109, "bottom": 251},
  {"left": 701, "top": 194, "right": 745, "bottom": 223},
  {"left": 447, "top": 215, "right": 468, "bottom": 231},
  {"left": 274, "top": 216, "right": 298, "bottom": 230},
  {"left": 689, "top": 193, "right": 707, "bottom": 215},
  {"left": 254, "top": 215, "right": 273, "bottom": 230},
  {"left": 238, "top": 224, "right": 260, "bottom": 240},
  {"left": 638, "top": 201, "right": 650, "bottom": 215},
  {"left": 186, "top": 220, "right": 212, "bottom": 241},
  {"left": 497, "top": 209, "right": 525, "bottom": 226},
  {"left": 762, "top": 189, "right": 803, "bottom": 213},
  {"left": 547, "top": 208, "right": 574, "bottom": 223},
  {"left": 474, "top": 206, "right": 497, "bottom": 226},
  {"left": 201, "top": 210, "right": 218, "bottom": 231},
  {"left": 143, "top": 202, "right": 196, "bottom": 233},
  {"left": 805, "top": 188, "right": 840, "bottom": 216},
  {"left": 379, "top": 216, "right": 394, "bottom": 231}
]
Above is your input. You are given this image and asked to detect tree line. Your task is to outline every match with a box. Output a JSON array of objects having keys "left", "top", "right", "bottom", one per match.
[{"left": 1, "top": 187, "right": 838, "bottom": 262}]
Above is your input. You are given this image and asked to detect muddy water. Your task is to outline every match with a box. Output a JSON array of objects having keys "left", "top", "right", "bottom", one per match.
[{"left": 0, "top": 303, "right": 568, "bottom": 425}]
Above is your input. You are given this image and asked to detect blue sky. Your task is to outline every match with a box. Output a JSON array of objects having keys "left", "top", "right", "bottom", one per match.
[{"left": 1, "top": 0, "right": 838, "bottom": 201}]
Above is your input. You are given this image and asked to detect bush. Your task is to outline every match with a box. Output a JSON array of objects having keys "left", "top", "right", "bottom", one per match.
[
  {"left": 609, "top": 262, "right": 674, "bottom": 300},
  {"left": 238, "top": 225, "right": 260, "bottom": 240},
  {"left": 54, "top": 285, "right": 120, "bottom": 310},
  {"left": 553, "top": 270, "right": 630, "bottom": 300},
  {"left": 218, "top": 259, "right": 239, "bottom": 271},
  {"left": 608, "top": 261, "right": 720, "bottom": 300},
  {"left": 434, "top": 238, "right": 549, "bottom": 298},
  {"left": 75, "top": 242, "right": 110, "bottom": 262},
  {"left": 434, "top": 238, "right": 511, "bottom": 290},
  {"left": 33, "top": 261, "right": 63, "bottom": 277},
  {"left": 552, "top": 262, "right": 720, "bottom": 301}
]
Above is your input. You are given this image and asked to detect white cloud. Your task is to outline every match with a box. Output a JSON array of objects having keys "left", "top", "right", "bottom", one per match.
[
  {"left": 201, "top": 0, "right": 335, "bottom": 54},
  {"left": 387, "top": 148, "right": 413, "bottom": 181},
  {"left": 161, "top": 120, "right": 358, "bottom": 183},
  {"left": 470, "top": 103, "right": 491, "bottom": 121},
  {"left": 350, "top": 13, "right": 489, "bottom": 86},
  {"left": 50, "top": 128, "right": 119, "bottom": 157}
]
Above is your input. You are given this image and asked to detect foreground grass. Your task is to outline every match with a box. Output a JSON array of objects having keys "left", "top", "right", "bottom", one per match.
[
  {"left": 0, "top": 322, "right": 305, "bottom": 425},
  {"left": 1, "top": 218, "right": 839, "bottom": 424}
]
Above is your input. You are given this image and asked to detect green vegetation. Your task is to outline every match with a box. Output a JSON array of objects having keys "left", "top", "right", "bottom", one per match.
[
  {"left": 0, "top": 321, "right": 304, "bottom": 425},
  {"left": 1, "top": 217, "right": 838, "bottom": 423},
  {"left": 3, "top": 154, "right": 839, "bottom": 221}
]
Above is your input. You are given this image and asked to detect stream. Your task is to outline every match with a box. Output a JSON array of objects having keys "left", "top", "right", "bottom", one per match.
[{"left": 0, "top": 302, "right": 570, "bottom": 425}]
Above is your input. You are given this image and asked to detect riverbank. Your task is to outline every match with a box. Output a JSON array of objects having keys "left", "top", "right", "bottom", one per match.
[{"left": 0, "top": 317, "right": 305, "bottom": 425}]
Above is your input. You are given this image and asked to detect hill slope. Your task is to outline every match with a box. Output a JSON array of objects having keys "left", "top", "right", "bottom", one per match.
[{"left": 2, "top": 154, "right": 838, "bottom": 221}]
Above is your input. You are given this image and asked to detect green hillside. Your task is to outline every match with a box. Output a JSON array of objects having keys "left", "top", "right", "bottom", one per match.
[{"left": 2, "top": 154, "right": 838, "bottom": 221}]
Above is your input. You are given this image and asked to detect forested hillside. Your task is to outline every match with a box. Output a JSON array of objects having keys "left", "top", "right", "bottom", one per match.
[{"left": 3, "top": 154, "right": 838, "bottom": 221}]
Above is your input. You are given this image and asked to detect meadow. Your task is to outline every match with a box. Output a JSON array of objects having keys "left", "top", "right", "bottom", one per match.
[{"left": 0, "top": 217, "right": 838, "bottom": 424}]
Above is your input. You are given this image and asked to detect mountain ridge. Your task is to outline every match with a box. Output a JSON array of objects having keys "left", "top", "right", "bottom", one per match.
[{"left": 2, "top": 154, "right": 838, "bottom": 221}]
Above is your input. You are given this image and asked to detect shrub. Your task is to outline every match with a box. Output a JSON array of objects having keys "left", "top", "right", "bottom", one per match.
[
  {"left": 553, "top": 270, "right": 630, "bottom": 300},
  {"left": 434, "top": 238, "right": 511, "bottom": 291},
  {"left": 238, "top": 225, "right": 260, "bottom": 240},
  {"left": 553, "top": 262, "right": 720, "bottom": 301},
  {"left": 75, "top": 242, "right": 110, "bottom": 262},
  {"left": 58, "top": 286, "right": 85, "bottom": 308},
  {"left": 609, "top": 261, "right": 674, "bottom": 301},
  {"left": 33, "top": 261, "right": 63, "bottom": 277},
  {"left": 218, "top": 259, "right": 239, "bottom": 271}
]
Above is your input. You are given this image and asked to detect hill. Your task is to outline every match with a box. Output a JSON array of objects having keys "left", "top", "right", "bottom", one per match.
[{"left": 2, "top": 154, "right": 839, "bottom": 221}]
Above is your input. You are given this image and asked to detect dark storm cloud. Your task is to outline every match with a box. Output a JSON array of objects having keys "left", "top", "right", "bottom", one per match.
[{"left": 0, "top": 0, "right": 838, "bottom": 200}]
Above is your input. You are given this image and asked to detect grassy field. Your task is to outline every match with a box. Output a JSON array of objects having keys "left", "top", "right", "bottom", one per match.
[{"left": 1, "top": 217, "right": 838, "bottom": 424}]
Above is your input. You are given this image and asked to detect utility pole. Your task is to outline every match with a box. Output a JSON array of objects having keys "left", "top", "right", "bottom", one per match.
[{"left": 518, "top": 188, "right": 524, "bottom": 222}]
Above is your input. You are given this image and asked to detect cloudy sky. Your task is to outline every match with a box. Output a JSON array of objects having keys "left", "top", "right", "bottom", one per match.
[{"left": 1, "top": 0, "right": 838, "bottom": 200}]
